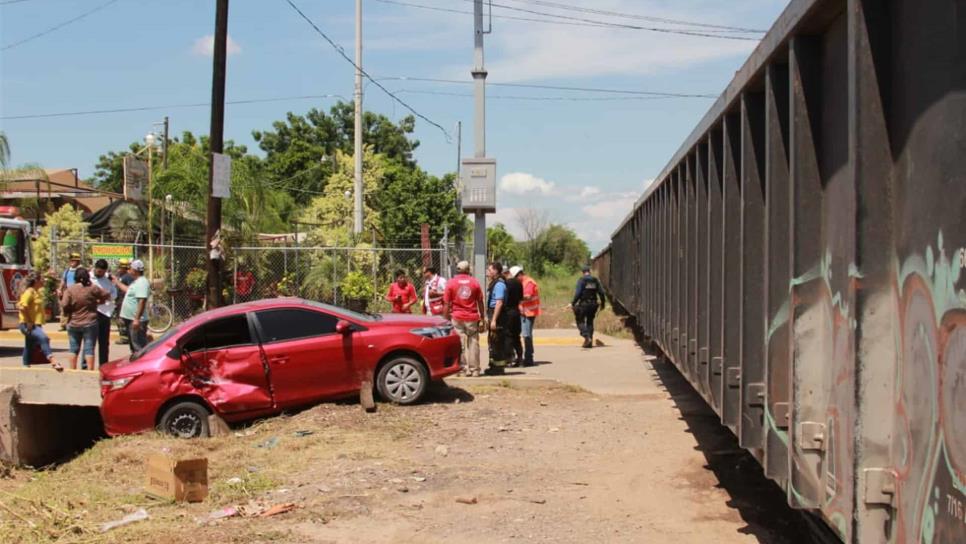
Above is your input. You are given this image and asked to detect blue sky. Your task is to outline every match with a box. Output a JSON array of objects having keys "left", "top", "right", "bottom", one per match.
[{"left": 1, "top": 0, "right": 788, "bottom": 249}]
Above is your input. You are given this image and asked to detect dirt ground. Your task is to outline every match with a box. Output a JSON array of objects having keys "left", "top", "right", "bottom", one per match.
[{"left": 1, "top": 366, "right": 815, "bottom": 543}]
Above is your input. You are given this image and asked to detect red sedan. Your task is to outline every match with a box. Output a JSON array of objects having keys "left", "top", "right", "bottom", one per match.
[{"left": 100, "top": 298, "right": 462, "bottom": 437}]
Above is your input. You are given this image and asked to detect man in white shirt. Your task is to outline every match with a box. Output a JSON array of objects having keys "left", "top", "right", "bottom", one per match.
[
  {"left": 92, "top": 259, "right": 118, "bottom": 366},
  {"left": 422, "top": 266, "right": 447, "bottom": 316}
]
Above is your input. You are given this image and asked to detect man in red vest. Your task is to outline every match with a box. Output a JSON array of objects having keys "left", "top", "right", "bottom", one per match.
[{"left": 516, "top": 267, "right": 541, "bottom": 367}]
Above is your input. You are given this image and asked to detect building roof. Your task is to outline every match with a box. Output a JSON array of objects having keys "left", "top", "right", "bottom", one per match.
[{"left": 0, "top": 168, "right": 119, "bottom": 214}]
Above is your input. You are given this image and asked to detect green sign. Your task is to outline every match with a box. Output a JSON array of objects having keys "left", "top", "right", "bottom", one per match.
[{"left": 91, "top": 244, "right": 134, "bottom": 261}]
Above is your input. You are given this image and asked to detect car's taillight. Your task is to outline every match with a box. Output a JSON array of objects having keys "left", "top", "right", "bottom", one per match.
[{"left": 100, "top": 373, "right": 142, "bottom": 394}]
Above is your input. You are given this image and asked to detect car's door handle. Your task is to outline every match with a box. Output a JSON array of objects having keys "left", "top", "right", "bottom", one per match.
[{"left": 269, "top": 356, "right": 289, "bottom": 365}]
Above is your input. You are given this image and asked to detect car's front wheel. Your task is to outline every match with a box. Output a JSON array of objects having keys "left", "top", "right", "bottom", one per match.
[
  {"left": 376, "top": 356, "right": 428, "bottom": 405},
  {"left": 158, "top": 401, "right": 210, "bottom": 438}
]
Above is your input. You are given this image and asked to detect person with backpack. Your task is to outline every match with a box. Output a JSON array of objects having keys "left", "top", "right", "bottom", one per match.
[
  {"left": 568, "top": 265, "right": 607, "bottom": 348},
  {"left": 421, "top": 266, "right": 447, "bottom": 316}
]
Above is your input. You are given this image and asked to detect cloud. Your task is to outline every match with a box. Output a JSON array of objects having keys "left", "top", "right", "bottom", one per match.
[
  {"left": 499, "top": 172, "right": 556, "bottom": 195},
  {"left": 580, "top": 192, "right": 637, "bottom": 220},
  {"left": 192, "top": 34, "right": 241, "bottom": 57},
  {"left": 579, "top": 186, "right": 601, "bottom": 199},
  {"left": 440, "top": 0, "right": 761, "bottom": 82}
]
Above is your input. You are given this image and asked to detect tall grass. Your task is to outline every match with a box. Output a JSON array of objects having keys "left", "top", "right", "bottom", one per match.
[{"left": 531, "top": 270, "right": 629, "bottom": 338}]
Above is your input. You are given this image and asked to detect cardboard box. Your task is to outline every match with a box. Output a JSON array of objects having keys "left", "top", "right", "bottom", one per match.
[{"left": 144, "top": 453, "right": 208, "bottom": 502}]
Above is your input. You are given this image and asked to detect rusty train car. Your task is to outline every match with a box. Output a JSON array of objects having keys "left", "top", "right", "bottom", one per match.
[{"left": 594, "top": 0, "right": 965, "bottom": 542}]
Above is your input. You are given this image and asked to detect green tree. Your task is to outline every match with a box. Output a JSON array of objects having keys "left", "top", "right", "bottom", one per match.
[
  {"left": 374, "top": 161, "right": 464, "bottom": 246},
  {"left": 252, "top": 102, "right": 419, "bottom": 204},
  {"left": 532, "top": 224, "right": 590, "bottom": 274},
  {"left": 32, "top": 205, "right": 95, "bottom": 272},
  {"left": 486, "top": 223, "right": 520, "bottom": 265},
  {"left": 93, "top": 131, "right": 293, "bottom": 243},
  {"left": 298, "top": 149, "right": 383, "bottom": 246}
]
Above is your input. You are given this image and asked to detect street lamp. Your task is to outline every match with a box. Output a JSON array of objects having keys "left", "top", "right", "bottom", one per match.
[
  {"left": 145, "top": 132, "right": 159, "bottom": 280},
  {"left": 165, "top": 194, "right": 174, "bottom": 288}
]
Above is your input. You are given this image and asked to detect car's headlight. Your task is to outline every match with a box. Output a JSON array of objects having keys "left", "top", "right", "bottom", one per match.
[
  {"left": 410, "top": 326, "right": 453, "bottom": 339},
  {"left": 101, "top": 373, "right": 141, "bottom": 392}
]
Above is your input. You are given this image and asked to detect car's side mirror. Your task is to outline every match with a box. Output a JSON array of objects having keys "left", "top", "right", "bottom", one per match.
[{"left": 336, "top": 320, "right": 353, "bottom": 335}]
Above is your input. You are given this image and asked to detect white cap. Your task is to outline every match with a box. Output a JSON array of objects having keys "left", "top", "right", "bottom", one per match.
[
  {"left": 456, "top": 260, "right": 470, "bottom": 272},
  {"left": 509, "top": 265, "right": 523, "bottom": 277},
  {"left": 130, "top": 259, "right": 145, "bottom": 272}
]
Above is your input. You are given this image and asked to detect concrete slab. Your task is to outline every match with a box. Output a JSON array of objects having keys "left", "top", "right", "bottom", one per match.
[{"left": 0, "top": 367, "right": 101, "bottom": 406}]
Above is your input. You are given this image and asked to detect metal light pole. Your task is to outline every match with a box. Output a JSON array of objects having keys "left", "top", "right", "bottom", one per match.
[
  {"left": 145, "top": 132, "right": 155, "bottom": 280},
  {"left": 353, "top": 0, "right": 364, "bottom": 236},
  {"left": 471, "top": 0, "right": 488, "bottom": 286}
]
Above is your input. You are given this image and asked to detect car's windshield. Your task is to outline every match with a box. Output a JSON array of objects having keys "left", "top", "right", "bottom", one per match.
[
  {"left": 303, "top": 300, "right": 381, "bottom": 321},
  {"left": 129, "top": 324, "right": 182, "bottom": 361}
]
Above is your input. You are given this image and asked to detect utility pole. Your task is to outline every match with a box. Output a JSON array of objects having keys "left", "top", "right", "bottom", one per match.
[
  {"left": 206, "top": 0, "right": 229, "bottom": 308},
  {"left": 353, "top": 0, "right": 364, "bottom": 236},
  {"left": 456, "top": 120, "right": 462, "bottom": 249},
  {"left": 471, "top": 0, "right": 487, "bottom": 286},
  {"left": 162, "top": 116, "right": 169, "bottom": 169}
]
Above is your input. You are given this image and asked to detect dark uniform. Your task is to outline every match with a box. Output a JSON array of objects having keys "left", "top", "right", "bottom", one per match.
[
  {"left": 572, "top": 268, "right": 606, "bottom": 348},
  {"left": 503, "top": 275, "right": 524, "bottom": 365},
  {"left": 486, "top": 276, "right": 512, "bottom": 374}
]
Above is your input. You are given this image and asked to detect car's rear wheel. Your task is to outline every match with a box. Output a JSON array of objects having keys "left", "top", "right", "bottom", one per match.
[
  {"left": 159, "top": 401, "right": 210, "bottom": 438},
  {"left": 376, "top": 356, "right": 428, "bottom": 405}
]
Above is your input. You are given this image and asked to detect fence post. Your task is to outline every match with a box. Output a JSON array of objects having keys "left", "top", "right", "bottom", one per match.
[{"left": 48, "top": 225, "right": 56, "bottom": 272}]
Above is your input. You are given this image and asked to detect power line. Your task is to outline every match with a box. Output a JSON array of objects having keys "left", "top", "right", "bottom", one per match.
[
  {"left": 372, "top": 0, "right": 615, "bottom": 29},
  {"left": 472, "top": 0, "right": 761, "bottom": 40},
  {"left": 376, "top": 0, "right": 759, "bottom": 41},
  {"left": 392, "top": 89, "right": 683, "bottom": 101},
  {"left": 1, "top": 0, "right": 121, "bottom": 51},
  {"left": 281, "top": 0, "right": 451, "bottom": 142},
  {"left": 377, "top": 76, "right": 717, "bottom": 99},
  {"left": 502, "top": 0, "right": 766, "bottom": 33},
  {"left": 0, "top": 0, "right": 37, "bottom": 5},
  {"left": 1, "top": 94, "right": 347, "bottom": 120}
]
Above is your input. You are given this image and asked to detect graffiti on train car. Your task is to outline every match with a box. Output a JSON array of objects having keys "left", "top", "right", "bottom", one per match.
[
  {"left": 897, "top": 232, "right": 966, "bottom": 544},
  {"left": 781, "top": 246, "right": 857, "bottom": 540}
]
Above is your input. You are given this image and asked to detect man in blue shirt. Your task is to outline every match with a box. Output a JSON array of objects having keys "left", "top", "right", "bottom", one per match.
[
  {"left": 484, "top": 262, "right": 511, "bottom": 375},
  {"left": 569, "top": 266, "right": 607, "bottom": 348}
]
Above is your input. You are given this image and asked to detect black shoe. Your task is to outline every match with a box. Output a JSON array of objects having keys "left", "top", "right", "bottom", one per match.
[
  {"left": 484, "top": 366, "right": 505, "bottom": 376},
  {"left": 522, "top": 361, "right": 535, "bottom": 367},
  {"left": 582, "top": 338, "right": 592, "bottom": 348}
]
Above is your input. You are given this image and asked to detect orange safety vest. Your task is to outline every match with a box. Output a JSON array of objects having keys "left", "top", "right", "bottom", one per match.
[{"left": 520, "top": 276, "right": 541, "bottom": 317}]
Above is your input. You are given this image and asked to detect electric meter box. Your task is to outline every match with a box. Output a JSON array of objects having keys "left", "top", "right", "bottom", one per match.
[{"left": 460, "top": 157, "right": 497, "bottom": 213}]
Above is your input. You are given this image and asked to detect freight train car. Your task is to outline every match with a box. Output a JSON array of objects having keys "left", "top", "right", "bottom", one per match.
[{"left": 594, "top": 1, "right": 965, "bottom": 542}]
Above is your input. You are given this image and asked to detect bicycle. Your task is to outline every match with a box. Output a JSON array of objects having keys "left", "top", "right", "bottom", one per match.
[
  {"left": 147, "top": 299, "right": 173, "bottom": 334},
  {"left": 146, "top": 282, "right": 174, "bottom": 334}
]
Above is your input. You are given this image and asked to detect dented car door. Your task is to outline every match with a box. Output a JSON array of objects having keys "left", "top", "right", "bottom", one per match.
[
  {"left": 179, "top": 313, "right": 274, "bottom": 414},
  {"left": 252, "top": 307, "right": 356, "bottom": 408}
]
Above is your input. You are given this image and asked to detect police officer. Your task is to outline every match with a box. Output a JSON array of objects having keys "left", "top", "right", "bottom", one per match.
[
  {"left": 569, "top": 265, "right": 606, "bottom": 348},
  {"left": 485, "top": 262, "right": 511, "bottom": 375}
]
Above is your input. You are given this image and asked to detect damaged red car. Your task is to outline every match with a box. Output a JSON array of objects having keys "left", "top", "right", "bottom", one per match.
[{"left": 99, "top": 298, "right": 462, "bottom": 438}]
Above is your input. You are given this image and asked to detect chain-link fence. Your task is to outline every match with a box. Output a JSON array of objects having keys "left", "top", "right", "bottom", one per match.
[{"left": 46, "top": 238, "right": 451, "bottom": 324}]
